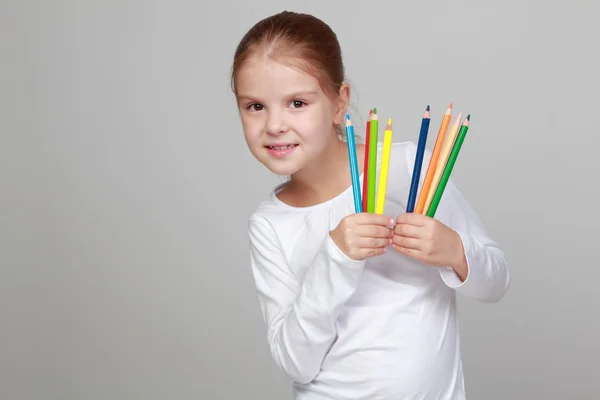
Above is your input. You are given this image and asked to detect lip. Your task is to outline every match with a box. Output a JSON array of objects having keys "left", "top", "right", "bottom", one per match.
[
  {"left": 265, "top": 142, "right": 296, "bottom": 147},
  {"left": 264, "top": 143, "right": 298, "bottom": 158}
]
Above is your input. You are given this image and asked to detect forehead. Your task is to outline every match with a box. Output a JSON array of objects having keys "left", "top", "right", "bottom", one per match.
[{"left": 236, "top": 57, "right": 324, "bottom": 99}]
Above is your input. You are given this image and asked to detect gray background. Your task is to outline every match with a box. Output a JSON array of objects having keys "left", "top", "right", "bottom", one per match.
[{"left": 2, "top": 0, "right": 598, "bottom": 399}]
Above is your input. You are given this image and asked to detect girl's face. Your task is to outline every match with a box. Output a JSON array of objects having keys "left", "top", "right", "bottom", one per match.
[{"left": 235, "top": 57, "right": 345, "bottom": 176}]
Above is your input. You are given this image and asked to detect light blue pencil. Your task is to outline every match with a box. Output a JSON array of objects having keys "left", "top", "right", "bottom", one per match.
[{"left": 345, "top": 114, "right": 362, "bottom": 213}]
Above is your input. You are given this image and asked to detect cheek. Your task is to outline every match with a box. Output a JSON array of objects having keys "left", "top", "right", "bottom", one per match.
[
  {"left": 301, "top": 105, "right": 335, "bottom": 135},
  {"left": 240, "top": 114, "right": 263, "bottom": 142}
]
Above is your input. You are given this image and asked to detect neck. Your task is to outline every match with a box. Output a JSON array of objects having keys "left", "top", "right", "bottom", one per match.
[{"left": 286, "top": 132, "right": 364, "bottom": 206}]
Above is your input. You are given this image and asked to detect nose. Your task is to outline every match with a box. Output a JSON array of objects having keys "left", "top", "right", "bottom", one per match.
[{"left": 265, "top": 109, "right": 288, "bottom": 136}]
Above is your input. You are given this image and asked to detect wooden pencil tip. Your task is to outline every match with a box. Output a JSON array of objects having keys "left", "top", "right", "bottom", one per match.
[
  {"left": 373, "top": 108, "right": 377, "bottom": 114},
  {"left": 387, "top": 118, "right": 392, "bottom": 125},
  {"left": 466, "top": 114, "right": 470, "bottom": 121},
  {"left": 426, "top": 105, "right": 430, "bottom": 111},
  {"left": 449, "top": 102, "right": 453, "bottom": 108}
]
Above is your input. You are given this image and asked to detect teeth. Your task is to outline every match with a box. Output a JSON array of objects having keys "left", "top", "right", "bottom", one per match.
[{"left": 269, "top": 145, "right": 296, "bottom": 150}]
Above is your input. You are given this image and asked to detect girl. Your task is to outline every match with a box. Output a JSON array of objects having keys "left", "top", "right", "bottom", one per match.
[{"left": 231, "top": 11, "right": 510, "bottom": 400}]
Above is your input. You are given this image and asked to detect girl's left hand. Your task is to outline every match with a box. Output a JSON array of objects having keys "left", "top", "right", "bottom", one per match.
[{"left": 391, "top": 212, "right": 468, "bottom": 278}]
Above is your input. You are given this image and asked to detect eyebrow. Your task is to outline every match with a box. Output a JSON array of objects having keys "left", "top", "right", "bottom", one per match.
[{"left": 236, "top": 90, "right": 319, "bottom": 102}]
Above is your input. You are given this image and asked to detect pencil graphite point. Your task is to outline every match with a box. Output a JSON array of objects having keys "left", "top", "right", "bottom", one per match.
[
  {"left": 387, "top": 118, "right": 392, "bottom": 125},
  {"left": 466, "top": 114, "right": 471, "bottom": 121},
  {"left": 373, "top": 108, "right": 377, "bottom": 114},
  {"left": 449, "top": 102, "right": 453, "bottom": 108},
  {"left": 426, "top": 105, "right": 430, "bottom": 111},
  {"left": 346, "top": 114, "right": 351, "bottom": 120}
]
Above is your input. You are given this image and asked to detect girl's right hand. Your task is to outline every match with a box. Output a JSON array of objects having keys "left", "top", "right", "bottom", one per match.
[{"left": 329, "top": 213, "right": 395, "bottom": 261}]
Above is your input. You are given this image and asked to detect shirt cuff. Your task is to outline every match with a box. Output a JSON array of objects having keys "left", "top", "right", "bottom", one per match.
[
  {"left": 324, "top": 232, "right": 366, "bottom": 267},
  {"left": 439, "top": 230, "right": 477, "bottom": 289}
]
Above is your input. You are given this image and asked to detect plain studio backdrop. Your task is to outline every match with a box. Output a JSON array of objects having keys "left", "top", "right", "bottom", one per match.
[{"left": 1, "top": 0, "right": 598, "bottom": 399}]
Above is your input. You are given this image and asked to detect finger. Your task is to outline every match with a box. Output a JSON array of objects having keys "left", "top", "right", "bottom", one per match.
[
  {"left": 393, "top": 223, "right": 422, "bottom": 239},
  {"left": 392, "top": 244, "right": 421, "bottom": 259},
  {"left": 365, "top": 247, "right": 387, "bottom": 258},
  {"left": 395, "top": 212, "right": 429, "bottom": 227},
  {"left": 392, "top": 235, "right": 421, "bottom": 250},
  {"left": 354, "top": 213, "right": 396, "bottom": 227},
  {"left": 356, "top": 225, "right": 394, "bottom": 239},
  {"left": 359, "top": 236, "right": 393, "bottom": 249}
]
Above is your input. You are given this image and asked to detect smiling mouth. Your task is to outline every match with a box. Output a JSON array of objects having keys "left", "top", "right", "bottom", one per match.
[{"left": 265, "top": 144, "right": 299, "bottom": 150}]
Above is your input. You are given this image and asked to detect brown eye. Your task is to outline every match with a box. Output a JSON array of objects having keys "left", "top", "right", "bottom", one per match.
[
  {"left": 246, "top": 103, "right": 264, "bottom": 111},
  {"left": 290, "top": 100, "right": 306, "bottom": 109}
]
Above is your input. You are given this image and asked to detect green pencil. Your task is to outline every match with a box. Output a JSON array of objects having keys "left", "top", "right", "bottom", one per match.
[
  {"left": 426, "top": 115, "right": 471, "bottom": 218},
  {"left": 367, "top": 108, "right": 378, "bottom": 213}
]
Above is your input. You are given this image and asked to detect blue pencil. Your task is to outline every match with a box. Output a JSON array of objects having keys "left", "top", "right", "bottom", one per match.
[
  {"left": 345, "top": 114, "right": 362, "bottom": 213},
  {"left": 406, "top": 105, "right": 431, "bottom": 213}
]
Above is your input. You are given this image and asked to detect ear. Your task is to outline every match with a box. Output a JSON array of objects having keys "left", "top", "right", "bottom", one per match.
[{"left": 334, "top": 83, "right": 351, "bottom": 124}]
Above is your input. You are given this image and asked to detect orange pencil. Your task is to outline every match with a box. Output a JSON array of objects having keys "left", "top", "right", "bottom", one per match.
[
  {"left": 415, "top": 103, "right": 453, "bottom": 214},
  {"left": 423, "top": 112, "right": 463, "bottom": 214}
]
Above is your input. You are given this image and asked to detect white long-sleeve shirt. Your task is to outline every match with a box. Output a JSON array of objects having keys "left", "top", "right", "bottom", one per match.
[{"left": 247, "top": 141, "right": 510, "bottom": 399}]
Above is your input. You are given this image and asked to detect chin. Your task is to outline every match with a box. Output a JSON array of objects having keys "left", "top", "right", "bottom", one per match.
[
  {"left": 263, "top": 161, "right": 301, "bottom": 176},
  {"left": 255, "top": 147, "right": 307, "bottom": 176}
]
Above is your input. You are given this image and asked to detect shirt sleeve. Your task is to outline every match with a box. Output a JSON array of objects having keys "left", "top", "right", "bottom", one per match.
[
  {"left": 248, "top": 217, "right": 365, "bottom": 384},
  {"left": 434, "top": 178, "right": 511, "bottom": 302},
  {"left": 402, "top": 141, "right": 510, "bottom": 303}
]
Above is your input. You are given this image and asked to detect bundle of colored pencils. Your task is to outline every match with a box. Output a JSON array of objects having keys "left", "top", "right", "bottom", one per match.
[{"left": 344, "top": 104, "right": 471, "bottom": 218}]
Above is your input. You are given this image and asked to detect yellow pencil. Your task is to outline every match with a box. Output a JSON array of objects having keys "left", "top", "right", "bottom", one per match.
[
  {"left": 423, "top": 112, "right": 462, "bottom": 213},
  {"left": 375, "top": 118, "right": 393, "bottom": 214}
]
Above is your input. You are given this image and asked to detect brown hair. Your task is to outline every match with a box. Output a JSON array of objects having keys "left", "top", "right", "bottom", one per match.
[{"left": 230, "top": 11, "right": 350, "bottom": 137}]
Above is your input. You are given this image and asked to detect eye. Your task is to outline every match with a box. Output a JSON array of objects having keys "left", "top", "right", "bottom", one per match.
[
  {"left": 289, "top": 100, "right": 306, "bottom": 109},
  {"left": 247, "top": 103, "right": 264, "bottom": 111}
]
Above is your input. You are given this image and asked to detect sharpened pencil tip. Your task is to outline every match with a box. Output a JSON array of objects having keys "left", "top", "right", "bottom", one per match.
[
  {"left": 387, "top": 118, "right": 392, "bottom": 125},
  {"left": 426, "top": 105, "right": 430, "bottom": 111},
  {"left": 373, "top": 108, "right": 377, "bottom": 114},
  {"left": 346, "top": 114, "right": 350, "bottom": 120},
  {"left": 455, "top": 112, "right": 463, "bottom": 124},
  {"left": 466, "top": 114, "right": 470, "bottom": 121},
  {"left": 449, "top": 102, "right": 453, "bottom": 108}
]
